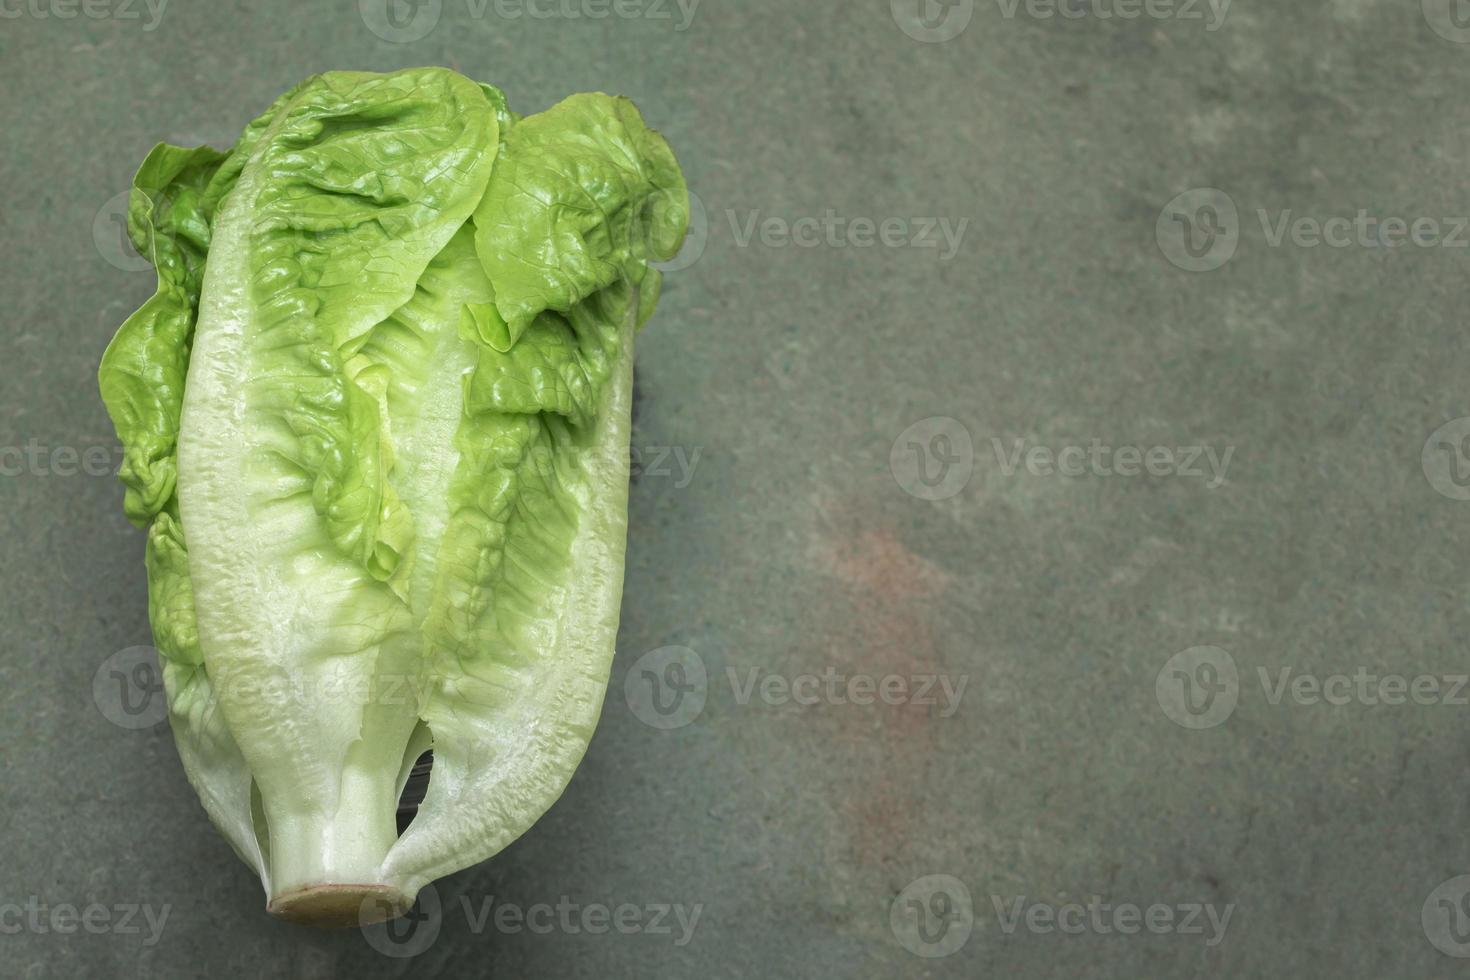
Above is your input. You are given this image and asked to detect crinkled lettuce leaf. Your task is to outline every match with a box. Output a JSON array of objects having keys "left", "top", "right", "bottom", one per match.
[
  {"left": 98, "top": 142, "right": 229, "bottom": 524},
  {"left": 386, "top": 93, "right": 686, "bottom": 893},
  {"left": 472, "top": 92, "right": 686, "bottom": 345}
]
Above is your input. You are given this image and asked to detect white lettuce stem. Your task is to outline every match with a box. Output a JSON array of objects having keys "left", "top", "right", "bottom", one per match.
[{"left": 264, "top": 764, "right": 401, "bottom": 897}]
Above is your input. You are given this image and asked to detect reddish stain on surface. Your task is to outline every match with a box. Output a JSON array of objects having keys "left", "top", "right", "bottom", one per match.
[{"left": 808, "top": 506, "right": 954, "bottom": 870}]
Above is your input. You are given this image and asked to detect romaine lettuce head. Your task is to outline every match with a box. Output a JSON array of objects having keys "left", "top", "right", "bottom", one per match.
[{"left": 98, "top": 67, "right": 688, "bottom": 927}]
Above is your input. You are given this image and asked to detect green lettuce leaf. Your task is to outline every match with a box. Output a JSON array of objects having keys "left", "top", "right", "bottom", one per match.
[
  {"left": 98, "top": 142, "right": 229, "bottom": 524},
  {"left": 471, "top": 92, "right": 687, "bottom": 346},
  {"left": 385, "top": 94, "right": 686, "bottom": 892},
  {"left": 147, "top": 513, "right": 269, "bottom": 884}
]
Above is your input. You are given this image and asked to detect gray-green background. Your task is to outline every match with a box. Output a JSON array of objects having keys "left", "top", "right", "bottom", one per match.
[{"left": 6, "top": 0, "right": 1470, "bottom": 975}]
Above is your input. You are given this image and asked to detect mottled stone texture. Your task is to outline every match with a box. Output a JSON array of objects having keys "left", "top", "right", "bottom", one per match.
[{"left": 5, "top": 0, "right": 1470, "bottom": 976}]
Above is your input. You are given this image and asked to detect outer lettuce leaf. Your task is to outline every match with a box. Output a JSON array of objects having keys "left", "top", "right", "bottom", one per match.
[
  {"left": 97, "top": 83, "right": 316, "bottom": 529},
  {"left": 384, "top": 290, "right": 638, "bottom": 894},
  {"left": 175, "top": 68, "right": 500, "bottom": 898},
  {"left": 97, "top": 140, "right": 274, "bottom": 888},
  {"left": 351, "top": 224, "right": 492, "bottom": 617},
  {"left": 383, "top": 94, "right": 688, "bottom": 892},
  {"left": 471, "top": 92, "right": 687, "bottom": 346},
  {"left": 146, "top": 514, "right": 269, "bottom": 885},
  {"left": 98, "top": 143, "right": 229, "bottom": 524},
  {"left": 241, "top": 70, "right": 500, "bottom": 581}
]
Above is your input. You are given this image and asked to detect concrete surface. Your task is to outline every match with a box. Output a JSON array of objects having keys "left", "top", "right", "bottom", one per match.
[{"left": 5, "top": 0, "right": 1470, "bottom": 976}]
